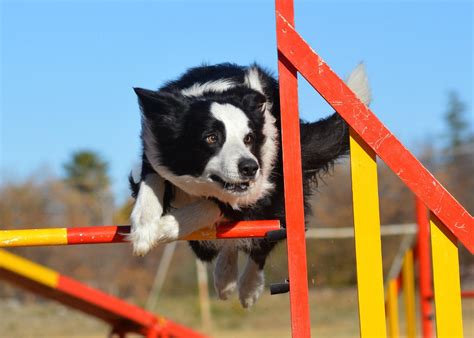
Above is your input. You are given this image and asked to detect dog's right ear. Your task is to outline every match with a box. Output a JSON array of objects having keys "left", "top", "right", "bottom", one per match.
[{"left": 133, "top": 88, "right": 187, "bottom": 123}]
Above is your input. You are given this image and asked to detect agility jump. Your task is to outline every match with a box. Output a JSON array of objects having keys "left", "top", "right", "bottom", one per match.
[
  {"left": 1, "top": 0, "right": 472, "bottom": 337},
  {"left": 0, "top": 220, "right": 281, "bottom": 247}
]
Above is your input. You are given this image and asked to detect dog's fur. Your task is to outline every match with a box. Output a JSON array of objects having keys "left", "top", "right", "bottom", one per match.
[{"left": 129, "top": 63, "right": 370, "bottom": 308}]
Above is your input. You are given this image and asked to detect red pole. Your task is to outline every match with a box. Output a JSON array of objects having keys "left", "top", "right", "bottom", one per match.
[
  {"left": 416, "top": 198, "right": 433, "bottom": 338},
  {"left": 275, "top": 0, "right": 311, "bottom": 337}
]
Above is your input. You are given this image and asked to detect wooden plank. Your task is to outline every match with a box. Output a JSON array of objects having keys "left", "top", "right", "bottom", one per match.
[
  {"left": 416, "top": 199, "right": 434, "bottom": 338},
  {"left": 387, "top": 279, "right": 400, "bottom": 338},
  {"left": 350, "top": 130, "right": 387, "bottom": 338},
  {"left": 430, "top": 213, "right": 464, "bottom": 338},
  {"left": 402, "top": 249, "right": 417, "bottom": 338},
  {"left": 0, "top": 249, "right": 59, "bottom": 288},
  {"left": 275, "top": 1, "right": 311, "bottom": 337}
]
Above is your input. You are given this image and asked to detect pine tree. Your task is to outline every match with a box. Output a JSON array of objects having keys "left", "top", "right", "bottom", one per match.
[
  {"left": 63, "top": 150, "right": 110, "bottom": 194},
  {"left": 445, "top": 91, "right": 469, "bottom": 149}
]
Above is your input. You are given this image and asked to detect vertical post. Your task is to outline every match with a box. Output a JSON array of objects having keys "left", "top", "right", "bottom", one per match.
[
  {"left": 402, "top": 249, "right": 417, "bottom": 338},
  {"left": 387, "top": 279, "right": 400, "bottom": 338},
  {"left": 349, "top": 129, "right": 387, "bottom": 338},
  {"left": 146, "top": 242, "right": 178, "bottom": 311},
  {"left": 275, "top": 0, "right": 311, "bottom": 337},
  {"left": 430, "top": 213, "right": 464, "bottom": 338},
  {"left": 196, "top": 259, "right": 212, "bottom": 333},
  {"left": 416, "top": 198, "right": 433, "bottom": 338}
]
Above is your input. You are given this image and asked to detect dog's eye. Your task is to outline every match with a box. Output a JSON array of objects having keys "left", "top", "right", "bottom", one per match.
[
  {"left": 206, "top": 134, "right": 218, "bottom": 144},
  {"left": 243, "top": 134, "right": 254, "bottom": 145}
]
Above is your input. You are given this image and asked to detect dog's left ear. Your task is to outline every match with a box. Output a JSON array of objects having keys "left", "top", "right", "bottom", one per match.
[
  {"left": 242, "top": 92, "right": 267, "bottom": 113},
  {"left": 133, "top": 87, "right": 187, "bottom": 125}
]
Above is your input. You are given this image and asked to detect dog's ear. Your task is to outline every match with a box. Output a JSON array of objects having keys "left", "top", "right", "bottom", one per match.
[
  {"left": 242, "top": 92, "right": 267, "bottom": 113},
  {"left": 134, "top": 88, "right": 187, "bottom": 124}
]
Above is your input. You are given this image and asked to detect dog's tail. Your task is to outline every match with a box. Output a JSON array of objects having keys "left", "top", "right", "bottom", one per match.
[{"left": 301, "top": 63, "right": 371, "bottom": 179}]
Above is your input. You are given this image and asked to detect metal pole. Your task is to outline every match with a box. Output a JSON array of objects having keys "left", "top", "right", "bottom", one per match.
[
  {"left": 196, "top": 259, "right": 212, "bottom": 333},
  {"left": 416, "top": 198, "right": 433, "bottom": 338},
  {"left": 146, "top": 241, "right": 178, "bottom": 311}
]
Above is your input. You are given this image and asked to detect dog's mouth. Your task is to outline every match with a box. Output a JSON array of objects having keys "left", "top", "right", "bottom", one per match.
[{"left": 210, "top": 175, "right": 251, "bottom": 193}]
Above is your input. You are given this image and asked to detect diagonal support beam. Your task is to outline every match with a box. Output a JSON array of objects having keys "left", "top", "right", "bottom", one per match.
[{"left": 275, "top": 12, "right": 473, "bottom": 253}]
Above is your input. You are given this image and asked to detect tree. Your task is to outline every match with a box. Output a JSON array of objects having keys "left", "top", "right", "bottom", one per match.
[
  {"left": 63, "top": 150, "right": 110, "bottom": 195},
  {"left": 444, "top": 91, "right": 470, "bottom": 149}
]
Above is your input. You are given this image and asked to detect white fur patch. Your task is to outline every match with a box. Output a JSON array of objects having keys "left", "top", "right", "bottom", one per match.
[
  {"left": 129, "top": 174, "right": 165, "bottom": 256},
  {"left": 181, "top": 79, "right": 235, "bottom": 97},
  {"left": 130, "top": 162, "right": 142, "bottom": 184},
  {"left": 244, "top": 67, "right": 264, "bottom": 94},
  {"left": 346, "top": 63, "right": 371, "bottom": 106},
  {"left": 238, "top": 257, "right": 265, "bottom": 308},
  {"left": 130, "top": 185, "right": 222, "bottom": 255},
  {"left": 214, "top": 245, "right": 239, "bottom": 300},
  {"left": 244, "top": 68, "right": 279, "bottom": 192},
  {"left": 204, "top": 102, "right": 256, "bottom": 182}
]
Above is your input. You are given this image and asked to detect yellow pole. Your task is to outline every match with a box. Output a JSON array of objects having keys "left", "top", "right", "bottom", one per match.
[
  {"left": 402, "top": 249, "right": 417, "bottom": 338},
  {"left": 387, "top": 279, "right": 400, "bottom": 338},
  {"left": 430, "top": 213, "right": 464, "bottom": 338},
  {"left": 0, "top": 249, "right": 59, "bottom": 287},
  {"left": 0, "top": 228, "right": 67, "bottom": 247},
  {"left": 350, "top": 129, "right": 387, "bottom": 338}
]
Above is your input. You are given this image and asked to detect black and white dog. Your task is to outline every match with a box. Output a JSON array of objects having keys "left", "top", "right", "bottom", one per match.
[{"left": 129, "top": 63, "right": 370, "bottom": 307}]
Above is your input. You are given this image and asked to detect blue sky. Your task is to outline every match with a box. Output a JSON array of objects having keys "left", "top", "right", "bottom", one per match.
[{"left": 1, "top": 0, "right": 472, "bottom": 203}]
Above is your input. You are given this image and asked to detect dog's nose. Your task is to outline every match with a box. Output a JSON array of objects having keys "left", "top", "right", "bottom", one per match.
[{"left": 238, "top": 158, "right": 259, "bottom": 178}]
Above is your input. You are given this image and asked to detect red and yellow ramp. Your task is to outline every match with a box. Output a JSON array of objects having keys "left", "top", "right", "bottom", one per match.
[{"left": 0, "top": 249, "right": 207, "bottom": 338}]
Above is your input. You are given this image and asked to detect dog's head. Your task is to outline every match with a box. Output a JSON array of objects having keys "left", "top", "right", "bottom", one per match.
[{"left": 134, "top": 87, "right": 278, "bottom": 208}]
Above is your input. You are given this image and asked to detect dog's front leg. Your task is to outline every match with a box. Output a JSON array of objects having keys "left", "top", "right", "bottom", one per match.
[
  {"left": 156, "top": 199, "right": 222, "bottom": 242},
  {"left": 129, "top": 173, "right": 165, "bottom": 256}
]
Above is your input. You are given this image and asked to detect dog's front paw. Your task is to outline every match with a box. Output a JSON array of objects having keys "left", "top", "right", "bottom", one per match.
[
  {"left": 155, "top": 214, "right": 180, "bottom": 243},
  {"left": 128, "top": 219, "right": 161, "bottom": 256},
  {"left": 129, "top": 211, "right": 179, "bottom": 256}
]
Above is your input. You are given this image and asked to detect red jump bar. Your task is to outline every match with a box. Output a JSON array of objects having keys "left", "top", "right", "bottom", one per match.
[{"left": 0, "top": 220, "right": 282, "bottom": 247}]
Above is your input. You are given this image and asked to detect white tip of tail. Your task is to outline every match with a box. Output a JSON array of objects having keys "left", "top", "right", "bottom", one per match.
[{"left": 346, "top": 63, "right": 371, "bottom": 106}]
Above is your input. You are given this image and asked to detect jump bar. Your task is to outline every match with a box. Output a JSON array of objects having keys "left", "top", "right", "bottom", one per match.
[{"left": 0, "top": 220, "right": 281, "bottom": 247}]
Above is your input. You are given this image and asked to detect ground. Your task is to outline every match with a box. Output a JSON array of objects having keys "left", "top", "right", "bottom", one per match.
[{"left": 1, "top": 288, "right": 473, "bottom": 337}]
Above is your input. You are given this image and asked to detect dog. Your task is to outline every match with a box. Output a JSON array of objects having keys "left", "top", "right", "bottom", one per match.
[{"left": 129, "top": 63, "right": 370, "bottom": 308}]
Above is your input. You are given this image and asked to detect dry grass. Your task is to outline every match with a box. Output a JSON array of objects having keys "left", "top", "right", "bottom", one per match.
[{"left": 1, "top": 288, "right": 473, "bottom": 338}]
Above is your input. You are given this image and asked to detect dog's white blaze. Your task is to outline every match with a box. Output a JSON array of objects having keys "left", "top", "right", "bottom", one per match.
[
  {"left": 181, "top": 79, "right": 235, "bottom": 97},
  {"left": 204, "top": 102, "right": 257, "bottom": 181},
  {"left": 243, "top": 68, "right": 279, "bottom": 180}
]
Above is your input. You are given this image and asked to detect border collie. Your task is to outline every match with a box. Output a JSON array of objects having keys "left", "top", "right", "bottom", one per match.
[{"left": 129, "top": 63, "right": 370, "bottom": 308}]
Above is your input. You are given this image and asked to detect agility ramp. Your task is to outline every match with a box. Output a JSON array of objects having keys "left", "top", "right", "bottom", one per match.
[{"left": 0, "top": 249, "right": 207, "bottom": 338}]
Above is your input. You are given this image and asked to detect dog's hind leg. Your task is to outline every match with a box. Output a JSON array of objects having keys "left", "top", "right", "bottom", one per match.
[
  {"left": 214, "top": 244, "right": 239, "bottom": 300},
  {"left": 238, "top": 255, "right": 265, "bottom": 308}
]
